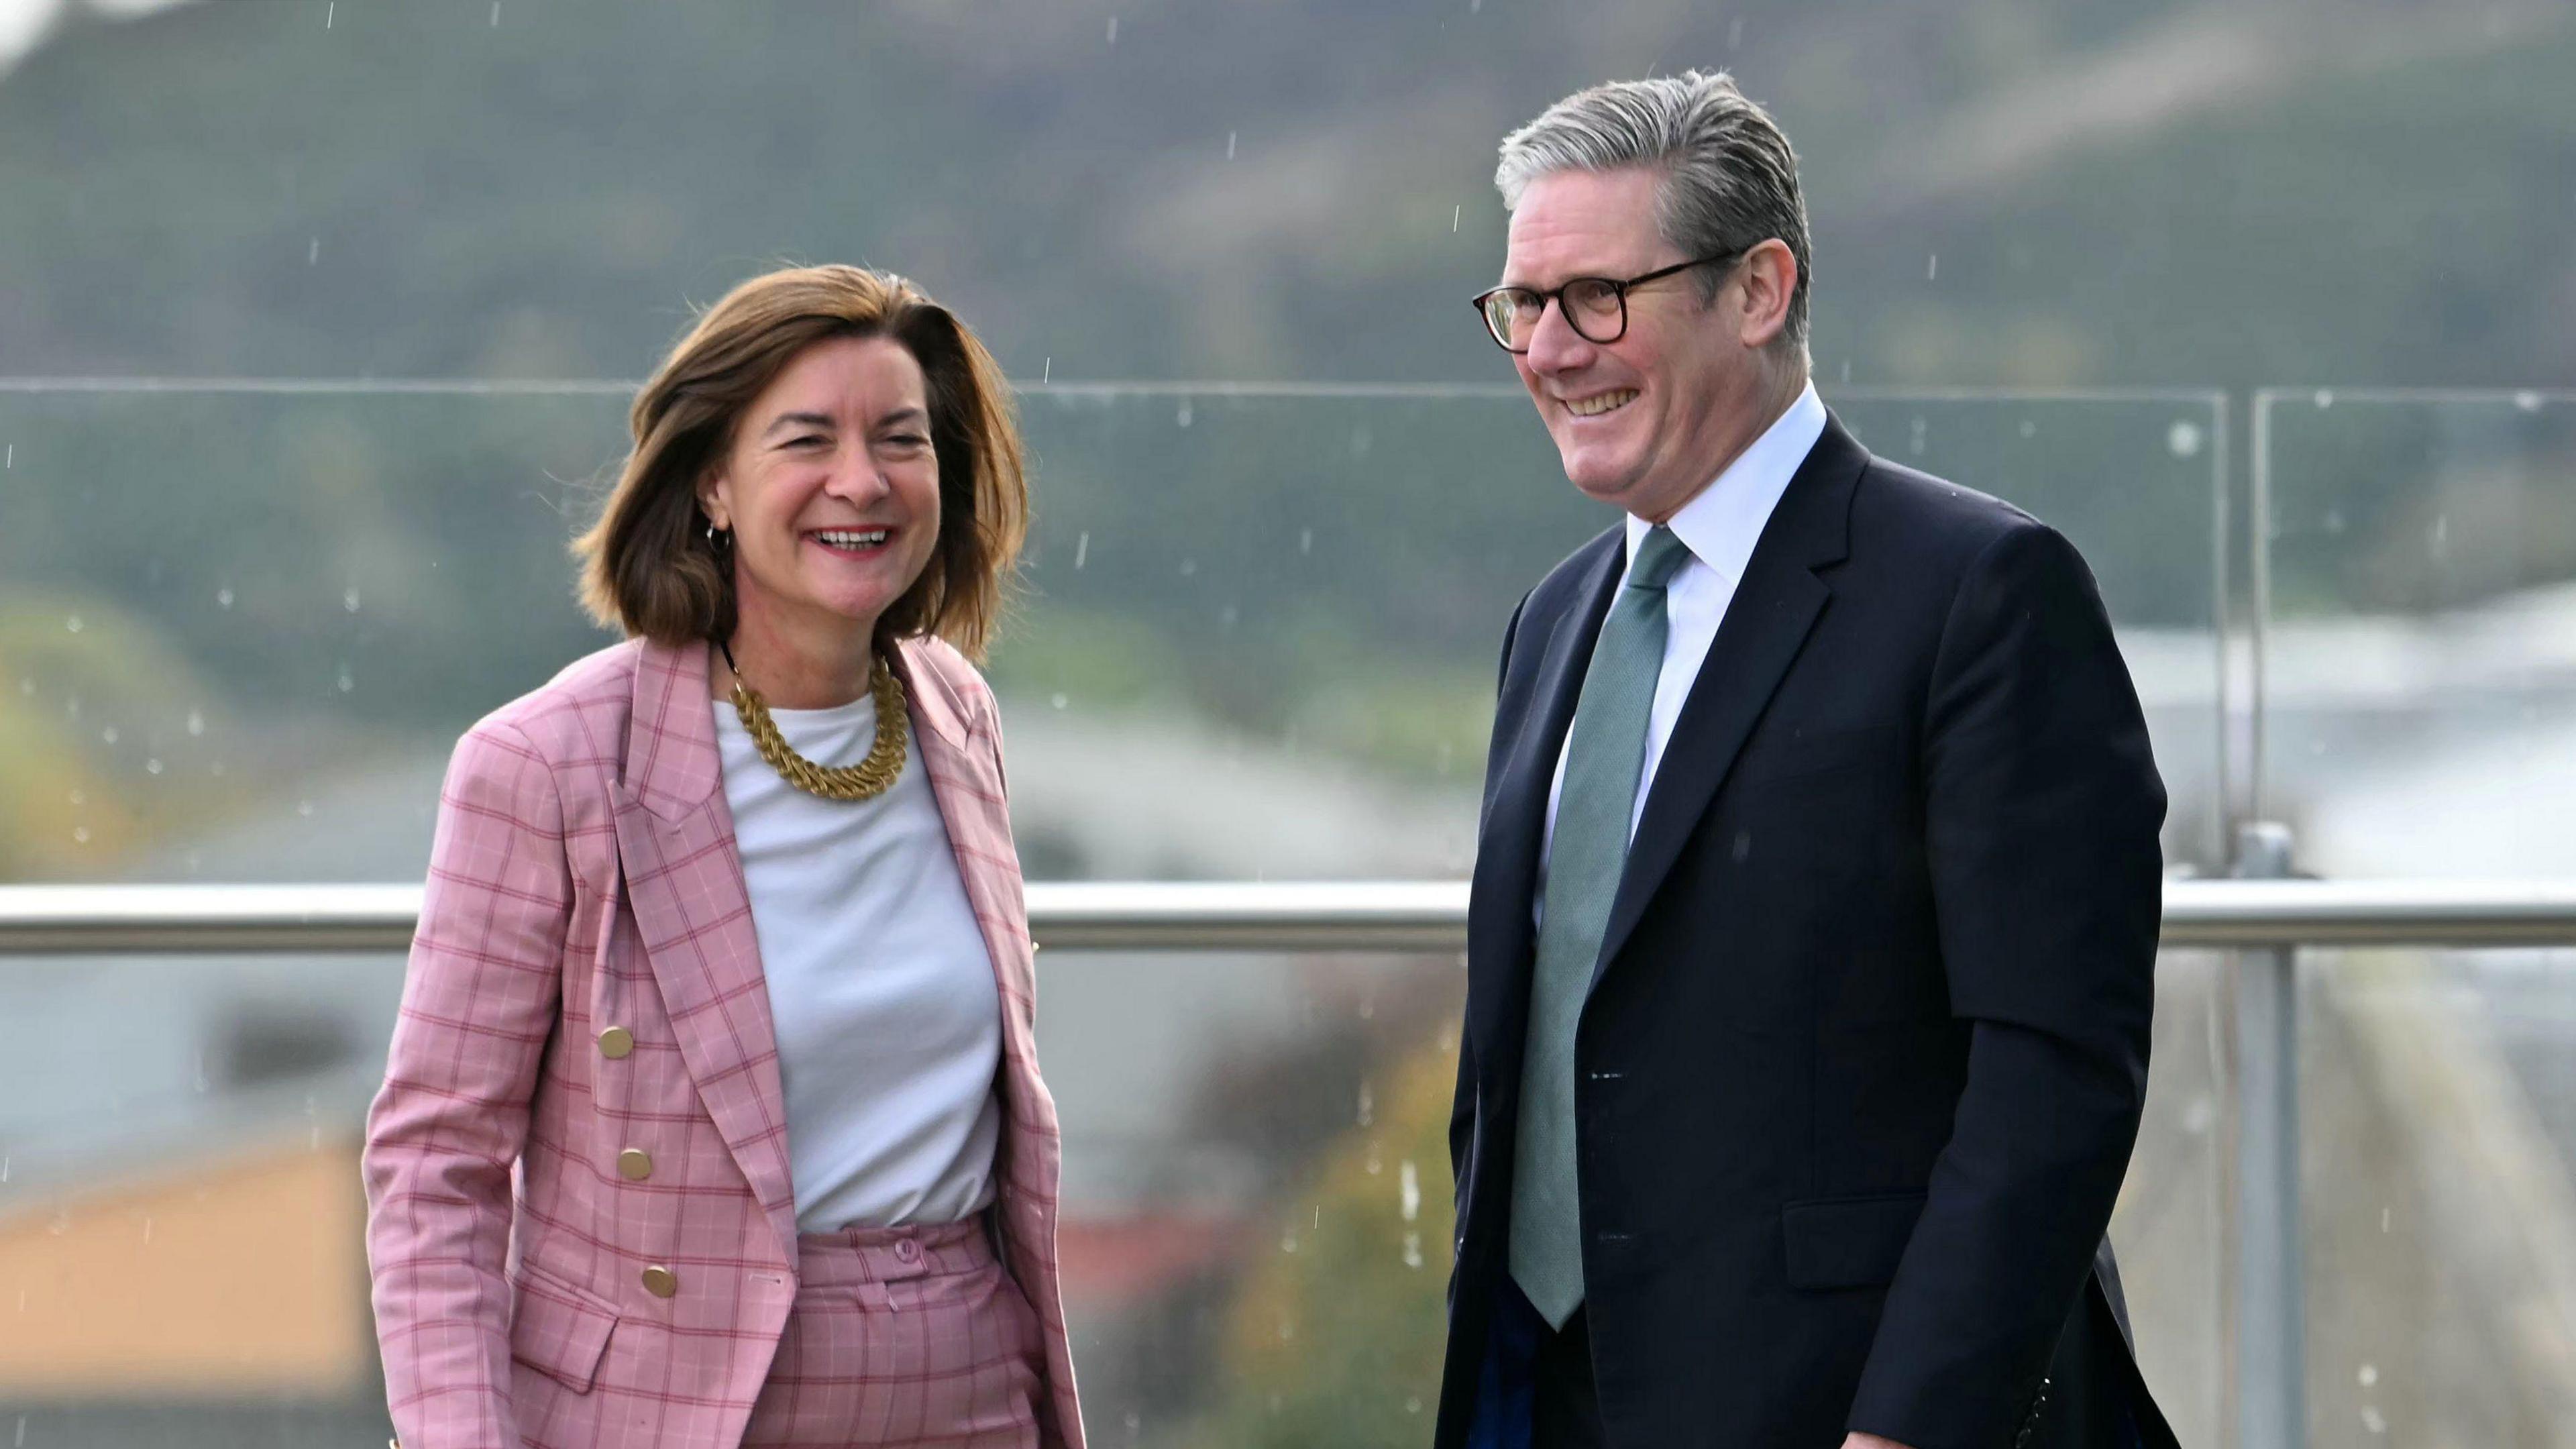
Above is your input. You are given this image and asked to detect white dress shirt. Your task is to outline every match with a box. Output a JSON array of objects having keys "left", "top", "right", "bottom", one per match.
[
  {"left": 1538, "top": 382, "right": 1829, "bottom": 892},
  {"left": 713, "top": 692, "right": 1004, "bottom": 1231}
]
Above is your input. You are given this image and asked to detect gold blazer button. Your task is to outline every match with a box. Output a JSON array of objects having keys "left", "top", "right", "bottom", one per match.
[
  {"left": 617, "top": 1148, "right": 653, "bottom": 1181},
  {"left": 597, "top": 1026, "right": 635, "bottom": 1059},
  {"left": 640, "top": 1265, "right": 679, "bottom": 1298}
]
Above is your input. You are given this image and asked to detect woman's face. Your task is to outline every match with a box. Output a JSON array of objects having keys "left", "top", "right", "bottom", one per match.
[{"left": 699, "top": 334, "right": 943, "bottom": 643}]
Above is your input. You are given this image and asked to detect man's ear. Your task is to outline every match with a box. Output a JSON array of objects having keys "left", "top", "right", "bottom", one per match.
[{"left": 1733, "top": 239, "right": 1799, "bottom": 351}]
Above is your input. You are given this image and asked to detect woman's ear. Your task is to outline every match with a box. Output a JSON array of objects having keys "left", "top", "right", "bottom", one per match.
[{"left": 696, "top": 471, "right": 730, "bottom": 533}]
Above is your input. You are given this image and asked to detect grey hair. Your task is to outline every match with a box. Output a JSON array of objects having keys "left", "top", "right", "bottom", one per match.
[{"left": 1496, "top": 70, "right": 1811, "bottom": 354}]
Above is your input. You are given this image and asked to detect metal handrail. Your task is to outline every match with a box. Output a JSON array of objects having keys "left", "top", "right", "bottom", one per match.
[{"left": 5, "top": 878, "right": 2576, "bottom": 955}]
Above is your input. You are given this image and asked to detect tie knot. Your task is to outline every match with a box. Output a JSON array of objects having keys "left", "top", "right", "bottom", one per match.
[{"left": 1625, "top": 525, "right": 1693, "bottom": 591}]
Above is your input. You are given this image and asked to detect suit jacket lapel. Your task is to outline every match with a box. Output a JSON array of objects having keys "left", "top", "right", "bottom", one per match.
[
  {"left": 1466, "top": 530, "right": 1625, "bottom": 1077},
  {"left": 1592, "top": 418, "right": 1866, "bottom": 984},
  {"left": 610, "top": 636, "right": 799, "bottom": 1265}
]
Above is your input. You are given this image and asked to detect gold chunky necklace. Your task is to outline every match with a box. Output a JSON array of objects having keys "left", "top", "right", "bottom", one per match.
[{"left": 720, "top": 641, "right": 908, "bottom": 802}]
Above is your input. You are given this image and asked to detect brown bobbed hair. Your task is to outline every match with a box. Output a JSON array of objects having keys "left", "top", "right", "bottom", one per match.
[{"left": 574, "top": 264, "right": 1028, "bottom": 662}]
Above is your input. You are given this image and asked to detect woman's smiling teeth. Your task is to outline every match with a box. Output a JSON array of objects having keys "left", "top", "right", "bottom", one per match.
[
  {"left": 810, "top": 527, "right": 890, "bottom": 552},
  {"left": 1566, "top": 388, "right": 1640, "bottom": 418}
]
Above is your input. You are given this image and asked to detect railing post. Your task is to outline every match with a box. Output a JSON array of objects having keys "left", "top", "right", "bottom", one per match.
[{"left": 2232, "top": 821, "right": 2305, "bottom": 1449}]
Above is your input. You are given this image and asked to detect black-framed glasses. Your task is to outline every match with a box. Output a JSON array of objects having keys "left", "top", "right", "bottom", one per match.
[{"left": 1470, "top": 250, "right": 1741, "bottom": 354}]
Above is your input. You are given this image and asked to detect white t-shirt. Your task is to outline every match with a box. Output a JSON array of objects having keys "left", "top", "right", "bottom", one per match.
[{"left": 712, "top": 689, "right": 1003, "bottom": 1231}]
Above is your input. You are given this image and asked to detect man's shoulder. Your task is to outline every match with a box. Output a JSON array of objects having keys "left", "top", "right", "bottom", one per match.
[{"left": 1848, "top": 449, "right": 2046, "bottom": 565}]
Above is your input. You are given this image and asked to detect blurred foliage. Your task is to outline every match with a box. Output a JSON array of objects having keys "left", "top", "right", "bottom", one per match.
[{"left": 1183, "top": 1031, "right": 1457, "bottom": 1448}]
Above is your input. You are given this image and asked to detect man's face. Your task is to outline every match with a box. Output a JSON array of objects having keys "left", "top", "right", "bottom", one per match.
[{"left": 1501, "top": 166, "right": 1760, "bottom": 523}]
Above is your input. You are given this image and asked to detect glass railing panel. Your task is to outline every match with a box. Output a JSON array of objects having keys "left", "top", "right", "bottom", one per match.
[
  {"left": 2294, "top": 945, "right": 2576, "bottom": 1444},
  {"left": 2257, "top": 388, "right": 2576, "bottom": 877},
  {"left": 3, "top": 383, "right": 2227, "bottom": 886}
]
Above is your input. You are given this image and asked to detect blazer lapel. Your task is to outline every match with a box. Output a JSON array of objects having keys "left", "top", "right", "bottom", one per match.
[
  {"left": 610, "top": 636, "right": 799, "bottom": 1265},
  {"left": 1466, "top": 529, "right": 1625, "bottom": 1076},
  {"left": 1591, "top": 417, "right": 1866, "bottom": 984},
  {"left": 892, "top": 642, "right": 1053, "bottom": 1156}
]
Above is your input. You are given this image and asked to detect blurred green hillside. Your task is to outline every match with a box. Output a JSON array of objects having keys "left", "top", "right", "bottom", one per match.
[{"left": 4, "top": 0, "right": 2571, "bottom": 388}]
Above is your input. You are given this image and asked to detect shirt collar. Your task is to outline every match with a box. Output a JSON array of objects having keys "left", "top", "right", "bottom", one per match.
[{"left": 1623, "top": 380, "right": 1827, "bottom": 587}]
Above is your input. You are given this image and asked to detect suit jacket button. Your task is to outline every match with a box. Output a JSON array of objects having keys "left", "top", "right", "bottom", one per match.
[
  {"left": 641, "top": 1265, "right": 679, "bottom": 1298},
  {"left": 618, "top": 1148, "right": 653, "bottom": 1181},
  {"left": 598, "top": 1026, "right": 635, "bottom": 1059}
]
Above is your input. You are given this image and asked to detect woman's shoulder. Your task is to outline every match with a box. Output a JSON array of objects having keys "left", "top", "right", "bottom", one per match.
[
  {"left": 897, "top": 634, "right": 998, "bottom": 729},
  {"left": 464, "top": 637, "right": 648, "bottom": 766}
]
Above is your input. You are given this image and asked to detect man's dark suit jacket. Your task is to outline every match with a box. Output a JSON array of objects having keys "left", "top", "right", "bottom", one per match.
[{"left": 1436, "top": 416, "right": 2179, "bottom": 1449}]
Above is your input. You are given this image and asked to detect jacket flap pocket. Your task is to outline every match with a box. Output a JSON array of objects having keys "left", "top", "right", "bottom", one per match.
[
  {"left": 1782, "top": 1191, "right": 1927, "bottom": 1290},
  {"left": 511, "top": 1266, "right": 619, "bottom": 1393}
]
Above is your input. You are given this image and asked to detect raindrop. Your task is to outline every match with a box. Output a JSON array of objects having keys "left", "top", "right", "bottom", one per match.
[
  {"left": 47, "top": 1210, "right": 68, "bottom": 1236},
  {"left": 1727, "top": 15, "right": 1743, "bottom": 46},
  {"left": 1407, "top": 1397, "right": 1423, "bottom": 1414},
  {"left": 1350, "top": 426, "right": 1374, "bottom": 458},
  {"left": 1926, "top": 254, "right": 1938, "bottom": 281},
  {"left": 337, "top": 665, "right": 355, "bottom": 693},
  {"left": 1277, "top": 1319, "right": 1293, "bottom": 1342},
  {"left": 2431, "top": 515, "right": 2449, "bottom": 549},
  {"left": 2018, "top": 419, "right": 2036, "bottom": 439},
  {"left": 2379, "top": 1206, "right": 2392, "bottom": 1232},
  {"left": 1403, "top": 1232, "right": 1423, "bottom": 1269},
  {"left": 1279, "top": 1230, "right": 1297, "bottom": 1254},
  {"left": 1073, "top": 532, "right": 1089, "bottom": 570},
  {"left": 1041, "top": 358, "right": 1051, "bottom": 383},
  {"left": 308, "top": 236, "right": 320, "bottom": 266},
  {"left": 2324, "top": 508, "right": 2345, "bottom": 535},
  {"left": 2166, "top": 419, "right": 2204, "bottom": 459},
  {"left": 3, "top": 443, "right": 11, "bottom": 468},
  {"left": 2359, "top": 1405, "right": 2385, "bottom": 1435},
  {"left": 2357, "top": 1364, "right": 2379, "bottom": 1387},
  {"left": 1178, "top": 558, "right": 1197, "bottom": 576},
  {"left": 9, "top": 1413, "right": 18, "bottom": 1446},
  {"left": 68, "top": 790, "right": 83, "bottom": 806},
  {"left": 490, "top": 1, "right": 500, "bottom": 23},
  {"left": 1400, "top": 1159, "right": 1421, "bottom": 1221},
  {"left": 217, "top": 587, "right": 234, "bottom": 609},
  {"left": 100, "top": 725, "right": 117, "bottom": 745},
  {"left": 2514, "top": 390, "right": 2544, "bottom": 413},
  {"left": 1175, "top": 400, "right": 1193, "bottom": 428},
  {"left": 0, "top": 1156, "right": 8, "bottom": 1183},
  {"left": 146, "top": 758, "right": 164, "bottom": 775},
  {"left": 1452, "top": 204, "right": 1461, "bottom": 233},
  {"left": 1048, "top": 692, "right": 1068, "bottom": 710},
  {"left": 2313, "top": 389, "right": 2335, "bottom": 410},
  {"left": 1357, "top": 1081, "right": 1375, "bottom": 1128},
  {"left": 324, "top": 1, "right": 333, "bottom": 27},
  {"left": 1299, "top": 528, "right": 1313, "bottom": 555},
  {"left": 71, "top": 826, "right": 89, "bottom": 845},
  {"left": 1364, "top": 1149, "right": 1383, "bottom": 1175},
  {"left": 1105, "top": 14, "right": 1117, "bottom": 43},
  {"left": 297, "top": 799, "right": 315, "bottom": 817},
  {"left": 142, "top": 1216, "right": 153, "bottom": 1244},
  {"left": 64, "top": 615, "right": 82, "bottom": 634},
  {"left": 1907, "top": 415, "right": 1927, "bottom": 457},
  {"left": 344, "top": 587, "right": 362, "bottom": 612},
  {"left": 1219, "top": 603, "right": 1238, "bottom": 629},
  {"left": 1226, "top": 130, "right": 1237, "bottom": 160},
  {"left": 186, "top": 709, "right": 205, "bottom": 737}
]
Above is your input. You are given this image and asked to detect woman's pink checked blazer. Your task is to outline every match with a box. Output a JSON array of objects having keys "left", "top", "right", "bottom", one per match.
[{"left": 361, "top": 634, "right": 1085, "bottom": 1449}]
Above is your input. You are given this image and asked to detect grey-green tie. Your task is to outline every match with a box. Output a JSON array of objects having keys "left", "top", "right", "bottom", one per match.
[{"left": 1509, "top": 524, "right": 1693, "bottom": 1329}]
